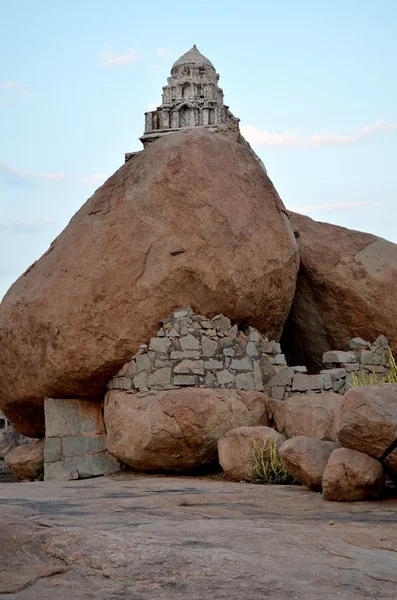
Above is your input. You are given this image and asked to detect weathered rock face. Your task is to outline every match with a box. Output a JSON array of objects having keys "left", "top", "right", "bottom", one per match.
[
  {"left": 335, "top": 384, "right": 397, "bottom": 475},
  {"left": 104, "top": 388, "right": 269, "bottom": 472},
  {"left": 267, "top": 393, "right": 341, "bottom": 442},
  {"left": 4, "top": 439, "right": 44, "bottom": 480},
  {"left": 322, "top": 448, "right": 385, "bottom": 502},
  {"left": 0, "top": 130, "right": 298, "bottom": 437},
  {"left": 282, "top": 212, "right": 397, "bottom": 371},
  {"left": 218, "top": 426, "right": 283, "bottom": 481},
  {"left": 279, "top": 436, "right": 338, "bottom": 491}
]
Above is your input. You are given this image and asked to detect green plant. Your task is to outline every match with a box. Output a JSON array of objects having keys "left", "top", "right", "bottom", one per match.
[
  {"left": 349, "top": 347, "right": 397, "bottom": 387},
  {"left": 250, "top": 438, "right": 297, "bottom": 485}
]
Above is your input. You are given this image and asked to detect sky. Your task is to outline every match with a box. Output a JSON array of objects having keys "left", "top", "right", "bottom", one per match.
[{"left": 1, "top": 0, "right": 396, "bottom": 300}]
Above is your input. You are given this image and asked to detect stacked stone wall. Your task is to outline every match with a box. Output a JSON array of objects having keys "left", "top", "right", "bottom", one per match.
[{"left": 108, "top": 308, "right": 394, "bottom": 400}]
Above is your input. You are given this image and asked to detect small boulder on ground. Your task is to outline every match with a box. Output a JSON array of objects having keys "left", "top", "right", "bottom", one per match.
[
  {"left": 218, "top": 426, "right": 285, "bottom": 481},
  {"left": 104, "top": 388, "right": 269, "bottom": 472},
  {"left": 268, "top": 393, "right": 341, "bottom": 442},
  {"left": 279, "top": 436, "right": 338, "bottom": 491},
  {"left": 335, "top": 384, "right": 397, "bottom": 475},
  {"left": 0, "top": 425, "right": 28, "bottom": 460},
  {"left": 322, "top": 448, "right": 385, "bottom": 502},
  {"left": 4, "top": 439, "right": 44, "bottom": 481}
]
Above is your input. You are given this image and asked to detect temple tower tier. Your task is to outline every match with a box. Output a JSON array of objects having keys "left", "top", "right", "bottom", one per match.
[{"left": 139, "top": 45, "right": 239, "bottom": 148}]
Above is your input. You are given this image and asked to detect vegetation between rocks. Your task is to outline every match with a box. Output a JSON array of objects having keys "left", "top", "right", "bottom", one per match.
[
  {"left": 349, "top": 347, "right": 397, "bottom": 387},
  {"left": 250, "top": 439, "right": 298, "bottom": 485}
]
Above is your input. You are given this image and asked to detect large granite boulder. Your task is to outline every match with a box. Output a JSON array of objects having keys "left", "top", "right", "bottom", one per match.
[
  {"left": 322, "top": 448, "right": 385, "bottom": 502},
  {"left": 267, "top": 393, "right": 341, "bottom": 442},
  {"left": 279, "top": 436, "right": 338, "bottom": 491},
  {"left": 218, "top": 426, "right": 284, "bottom": 481},
  {"left": 104, "top": 388, "right": 269, "bottom": 472},
  {"left": 335, "top": 384, "right": 397, "bottom": 476},
  {"left": 282, "top": 212, "right": 397, "bottom": 371},
  {"left": 0, "top": 130, "right": 298, "bottom": 437},
  {"left": 4, "top": 439, "right": 44, "bottom": 480}
]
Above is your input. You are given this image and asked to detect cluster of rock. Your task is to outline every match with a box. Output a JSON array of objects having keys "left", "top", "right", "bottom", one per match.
[
  {"left": 108, "top": 309, "right": 394, "bottom": 403},
  {"left": 218, "top": 383, "right": 397, "bottom": 501},
  {"left": 270, "top": 334, "right": 394, "bottom": 400},
  {"left": 108, "top": 307, "right": 285, "bottom": 393}
]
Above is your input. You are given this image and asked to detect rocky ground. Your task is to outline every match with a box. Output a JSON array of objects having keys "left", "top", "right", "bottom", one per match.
[{"left": 1, "top": 474, "right": 396, "bottom": 599}]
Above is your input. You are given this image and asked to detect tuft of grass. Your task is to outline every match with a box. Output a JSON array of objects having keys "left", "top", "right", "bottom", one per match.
[
  {"left": 250, "top": 438, "right": 297, "bottom": 485},
  {"left": 349, "top": 347, "right": 397, "bottom": 387}
]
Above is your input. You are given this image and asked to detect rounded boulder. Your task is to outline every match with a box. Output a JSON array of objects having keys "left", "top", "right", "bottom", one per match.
[
  {"left": 0, "top": 130, "right": 298, "bottom": 436},
  {"left": 104, "top": 388, "right": 269, "bottom": 472}
]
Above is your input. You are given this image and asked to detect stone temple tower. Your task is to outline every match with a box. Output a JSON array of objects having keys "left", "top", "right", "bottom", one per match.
[{"left": 139, "top": 45, "right": 238, "bottom": 148}]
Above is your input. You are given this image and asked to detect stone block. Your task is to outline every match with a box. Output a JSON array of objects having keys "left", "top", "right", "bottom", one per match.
[
  {"left": 290, "top": 366, "right": 307, "bottom": 374},
  {"left": 45, "top": 399, "right": 105, "bottom": 438},
  {"left": 246, "top": 342, "right": 258, "bottom": 357},
  {"left": 272, "top": 354, "right": 287, "bottom": 366},
  {"left": 111, "top": 377, "right": 132, "bottom": 390},
  {"left": 170, "top": 350, "right": 200, "bottom": 360},
  {"left": 180, "top": 334, "right": 200, "bottom": 351},
  {"left": 44, "top": 437, "right": 62, "bottom": 463},
  {"left": 333, "top": 378, "right": 345, "bottom": 392},
  {"left": 204, "top": 359, "right": 224, "bottom": 371},
  {"left": 173, "top": 375, "right": 197, "bottom": 386},
  {"left": 62, "top": 435, "right": 108, "bottom": 458},
  {"left": 223, "top": 348, "right": 235, "bottom": 357},
  {"left": 270, "top": 386, "right": 285, "bottom": 399},
  {"left": 320, "top": 368, "right": 347, "bottom": 380},
  {"left": 173, "top": 360, "right": 204, "bottom": 375},
  {"left": 235, "top": 373, "right": 255, "bottom": 391},
  {"left": 44, "top": 453, "right": 119, "bottom": 481},
  {"left": 267, "top": 366, "right": 291, "bottom": 388},
  {"left": 262, "top": 341, "right": 281, "bottom": 355},
  {"left": 133, "top": 371, "right": 148, "bottom": 390},
  {"left": 135, "top": 353, "right": 152, "bottom": 373},
  {"left": 248, "top": 328, "right": 260, "bottom": 343},
  {"left": 323, "top": 350, "right": 357, "bottom": 364},
  {"left": 292, "top": 374, "right": 328, "bottom": 392},
  {"left": 216, "top": 370, "right": 236, "bottom": 385},
  {"left": 201, "top": 337, "right": 218, "bottom": 357},
  {"left": 211, "top": 314, "right": 231, "bottom": 332},
  {"left": 230, "top": 358, "right": 253, "bottom": 371},
  {"left": 349, "top": 337, "right": 370, "bottom": 350},
  {"left": 147, "top": 368, "right": 172, "bottom": 387},
  {"left": 148, "top": 337, "right": 171, "bottom": 353},
  {"left": 117, "top": 360, "right": 137, "bottom": 378},
  {"left": 360, "top": 350, "right": 381, "bottom": 366}
]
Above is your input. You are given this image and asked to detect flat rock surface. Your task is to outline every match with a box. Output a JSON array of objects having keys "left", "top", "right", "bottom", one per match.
[{"left": 0, "top": 474, "right": 396, "bottom": 599}]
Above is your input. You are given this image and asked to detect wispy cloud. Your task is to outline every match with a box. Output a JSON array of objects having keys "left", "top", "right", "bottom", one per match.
[
  {"left": 1, "top": 81, "right": 33, "bottom": 97},
  {"left": 241, "top": 121, "right": 397, "bottom": 148},
  {"left": 99, "top": 43, "right": 139, "bottom": 67},
  {"left": 157, "top": 48, "right": 167, "bottom": 56},
  {"left": 0, "top": 160, "right": 105, "bottom": 187},
  {"left": 147, "top": 102, "right": 157, "bottom": 111},
  {"left": 1, "top": 81, "right": 17, "bottom": 89},
  {"left": 293, "top": 202, "right": 382, "bottom": 214}
]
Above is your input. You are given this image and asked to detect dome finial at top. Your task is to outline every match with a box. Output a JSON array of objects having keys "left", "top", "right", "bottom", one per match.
[{"left": 171, "top": 45, "right": 215, "bottom": 72}]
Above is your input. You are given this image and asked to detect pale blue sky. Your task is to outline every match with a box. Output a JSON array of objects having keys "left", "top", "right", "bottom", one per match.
[{"left": 1, "top": 0, "right": 396, "bottom": 299}]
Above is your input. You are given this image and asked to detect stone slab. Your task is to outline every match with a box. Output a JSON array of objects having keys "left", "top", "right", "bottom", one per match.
[
  {"left": 45, "top": 399, "right": 105, "bottom": 438},
  {"left": 44, "top": 452, "right": 119, "bottom": 481}
]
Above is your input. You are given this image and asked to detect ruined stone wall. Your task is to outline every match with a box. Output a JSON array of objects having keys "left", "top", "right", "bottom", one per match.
[{"left": 108, "top": 309, "right": 394, "bottom": 399}]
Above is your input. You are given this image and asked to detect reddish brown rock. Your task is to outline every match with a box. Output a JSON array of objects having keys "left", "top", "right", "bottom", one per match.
[
  {"left": 282, "top": 212, "right": 397, "bottom": 371},
  {"left": 218, "top": 425, "right": 284, "bottom": 481},
  {"left": 267, "top": 393, "right": 341, "bottom": 442},
  {"left": 335, "top": 384, "right": 397, "bottom": 474},
  {"left": 279, "top": 436, "right": 338, "bottom": 491},
  {"left": 4, "top": 439, "right": 44, "bottom": 480},
  {"left": 0, "top": 130, "right": 298, "bottom": 437},
  {"left": 322, "top": 448, "right": 385, "bottom": 502},
  {"left": 104, "top": 388, "right": 269, "bottom": 472}
]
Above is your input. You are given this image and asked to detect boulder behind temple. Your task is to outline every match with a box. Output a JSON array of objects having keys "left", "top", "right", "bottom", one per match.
[
  {"left": 0, "top": 130, "right": 299, "bottom": 437},
  {"left": 282, "top": 212, "right": 397, "bottom": 371}
]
